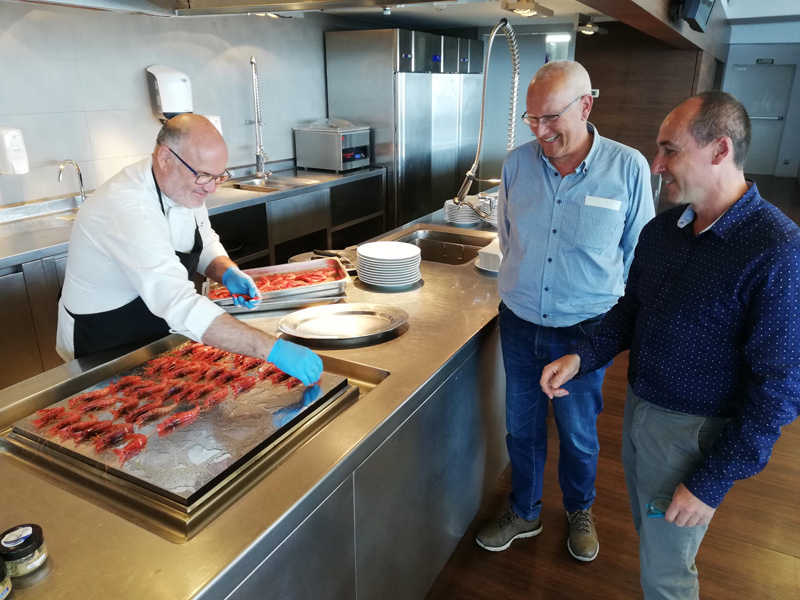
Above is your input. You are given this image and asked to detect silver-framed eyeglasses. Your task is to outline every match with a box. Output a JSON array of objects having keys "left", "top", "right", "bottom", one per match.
[
  {"left": 167, "top": 147, "right": 231, "bottom": 185},
  {"left": 522, "top": 95, "right": 586, "bottom": 127}
]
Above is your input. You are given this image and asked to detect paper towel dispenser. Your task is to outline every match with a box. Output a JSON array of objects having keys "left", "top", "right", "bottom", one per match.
[{"left": 146, "top": 65, "right": 193, "bottom": 121}]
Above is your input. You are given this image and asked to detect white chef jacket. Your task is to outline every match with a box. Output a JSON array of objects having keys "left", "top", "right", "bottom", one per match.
[{"left": 56, "top": 157, "right": 227, "bottom": 361}]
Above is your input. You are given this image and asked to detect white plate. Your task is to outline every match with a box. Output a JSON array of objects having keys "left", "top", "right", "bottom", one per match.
[
  {"left": 357, "top": 241, "right": 421, "bottom": 261},
  {"left": 475, "top": 260, "right": 499, "bottom": 274}
]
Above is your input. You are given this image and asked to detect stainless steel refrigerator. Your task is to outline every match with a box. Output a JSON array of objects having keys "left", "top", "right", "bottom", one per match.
[{"left": 325, "top": 29, "right": 484, "bottom": 228}]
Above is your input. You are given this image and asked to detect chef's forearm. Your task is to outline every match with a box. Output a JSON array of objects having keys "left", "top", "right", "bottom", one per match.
[
  {"left": 201, "top": 312, "right": 278, "bottom": 360},
  {"left": 205, "top": 256, "right": 238, "bottom": 284}
]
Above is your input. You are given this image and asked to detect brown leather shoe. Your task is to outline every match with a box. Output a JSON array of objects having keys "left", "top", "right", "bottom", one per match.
[{"left": 567, "top": 508, "right": 599, "bottom": 562}]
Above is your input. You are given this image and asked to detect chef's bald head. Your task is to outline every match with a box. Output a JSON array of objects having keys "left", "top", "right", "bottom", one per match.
[
  {"left": 528, "top": 61, "right": 592, "bottom": 100},
  {"left": 156, "top": 114, "right": 225, "bottom": 154}
]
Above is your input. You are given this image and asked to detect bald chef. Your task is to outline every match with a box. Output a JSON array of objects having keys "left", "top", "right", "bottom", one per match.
[{"left": 56, "top": 114, "right": 322, "bottom": 386}]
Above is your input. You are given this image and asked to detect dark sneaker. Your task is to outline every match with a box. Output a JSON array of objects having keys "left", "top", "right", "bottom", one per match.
[
  {"left": 475, "top": 507, "right": 543, "bottom": 552},
  {"left": 566, "top": 508, "right": 599, "bottom": 562}
]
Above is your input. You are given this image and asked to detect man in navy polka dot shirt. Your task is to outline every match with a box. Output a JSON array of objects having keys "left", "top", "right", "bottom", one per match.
[{"left": 541, "top": 91, "right": 800, "bottom": 599}]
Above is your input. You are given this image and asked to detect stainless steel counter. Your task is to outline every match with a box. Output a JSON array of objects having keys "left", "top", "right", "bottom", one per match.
[
  {"left": 0, "top": 216, "right": 505, "bottom": 599},
  {"left": 0, "top": 167, "right": 385, "bottom": 270}
]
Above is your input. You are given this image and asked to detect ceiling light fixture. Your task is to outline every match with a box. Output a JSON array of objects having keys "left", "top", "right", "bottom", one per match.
[
  {"left": 382, "top": 6, "right": 391, "bottom": 15},
  {"left": 576, "top": 15, "right": 608, "bottom": 35},
  {"left": 500, "top": 0, "right": 554, "bottom": 18}
]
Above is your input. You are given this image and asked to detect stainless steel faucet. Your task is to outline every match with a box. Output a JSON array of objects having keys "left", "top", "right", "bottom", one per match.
[
  {"left": 58, "top": 160, "right": 86, "bottom": 206},
  {"left": 453, "top": 19, "right": 519, "bottom": 220},
  {"left": 250, "top": 55, "right": 271, "bottom": 179}
]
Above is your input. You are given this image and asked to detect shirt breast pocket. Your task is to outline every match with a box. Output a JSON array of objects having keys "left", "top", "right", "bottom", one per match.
[{"left": 574, "top": 197, "right": 624, "bottom": 253}]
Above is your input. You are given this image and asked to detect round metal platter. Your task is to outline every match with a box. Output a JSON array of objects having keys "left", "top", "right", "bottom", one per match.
[{"left": 278, "top": 303, "right": 409, "bottom": 343}]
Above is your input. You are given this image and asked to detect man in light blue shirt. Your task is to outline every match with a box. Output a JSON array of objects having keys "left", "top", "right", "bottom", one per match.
[{"left": 476, "top": 61, "right": 654, "bottom": 561}]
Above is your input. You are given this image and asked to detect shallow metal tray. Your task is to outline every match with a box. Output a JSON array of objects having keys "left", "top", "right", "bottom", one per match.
[
  {"left": 202, "top": 258, "right": 350, "bottom": 310},
  {"left": 11, "top": 344, "right": 348, "bottom": 506},
  {"left": 278, "top": 303, "right": 409, "bottom": 343}
]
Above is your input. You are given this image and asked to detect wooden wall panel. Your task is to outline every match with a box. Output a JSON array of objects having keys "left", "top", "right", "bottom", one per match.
[{"left": 575, "top": 21, "right": 699, "bottom": 162}]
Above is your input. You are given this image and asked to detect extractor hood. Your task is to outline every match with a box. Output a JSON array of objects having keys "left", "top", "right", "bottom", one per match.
[
  {"left": 25, "top": 0, "right": 457, "bottom": 15},
  {"left": 175, "top": 0, "right": 458, "bottom": 15}
]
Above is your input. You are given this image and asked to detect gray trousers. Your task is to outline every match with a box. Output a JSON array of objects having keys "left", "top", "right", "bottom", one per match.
[{"left": 622, "top": 387, "right": 728, "bottom": 600}]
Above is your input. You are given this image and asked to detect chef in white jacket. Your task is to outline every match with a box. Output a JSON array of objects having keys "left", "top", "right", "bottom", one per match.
[{"left": 56, "top": 114, "right": 322, "bottom": 385}]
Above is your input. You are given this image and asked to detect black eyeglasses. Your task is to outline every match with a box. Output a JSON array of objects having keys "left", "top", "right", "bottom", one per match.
[
  {"left": 522, "top": 95, "right": 586, "bottom": 127},
  {"left": 166, "top": 147, "right": 231, "bottom": 185}
]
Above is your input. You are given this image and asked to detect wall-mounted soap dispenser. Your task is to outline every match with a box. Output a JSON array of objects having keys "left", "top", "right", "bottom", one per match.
[
  {"left": 0, "top": 127, "right": 29, "bottom": 175},
  {"left": 145, "top": 65, "right": 193, "bottom": 122}
]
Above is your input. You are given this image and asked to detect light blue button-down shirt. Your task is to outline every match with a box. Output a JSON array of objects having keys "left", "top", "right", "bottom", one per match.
[{"left": 497, "top": 124, "right": 654, "bottom": 327}]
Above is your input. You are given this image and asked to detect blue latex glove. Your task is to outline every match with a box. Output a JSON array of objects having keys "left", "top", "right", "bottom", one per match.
[
  {"left": 268, "top": 338, "right": 323, "bottom": 386},
  {"left": 222, "top": 266, "right": 261, "bottom": 309}
]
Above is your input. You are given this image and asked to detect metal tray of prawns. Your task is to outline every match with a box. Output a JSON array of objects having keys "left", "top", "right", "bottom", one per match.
[
  {"left": 10, "top": 340, "right": 348, "bottom": 507},
  {"left": 202, "top": 258, "right": 350, "bottom": 311}
]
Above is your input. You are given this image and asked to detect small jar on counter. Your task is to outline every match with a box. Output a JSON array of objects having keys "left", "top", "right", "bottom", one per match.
[
  {"left": 0, "top": 524, "right": 48, "bottom": 578},
  {"left": 0, "top": 559, "right": 11, "bottom": 599}
]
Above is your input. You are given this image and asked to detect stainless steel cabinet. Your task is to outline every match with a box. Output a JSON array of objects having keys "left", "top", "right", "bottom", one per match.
[{"left": 0, "top": 270, "right": 47, "bottom": 389}]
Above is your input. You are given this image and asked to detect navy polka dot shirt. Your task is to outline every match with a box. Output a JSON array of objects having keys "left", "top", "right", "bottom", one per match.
[{"left": 576, "top": 183, "right": 800, "bottom": 507}]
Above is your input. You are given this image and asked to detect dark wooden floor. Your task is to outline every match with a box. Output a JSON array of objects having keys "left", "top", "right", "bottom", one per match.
[{"left": 426, "top": 176, "right": 800, "bottom": 600}]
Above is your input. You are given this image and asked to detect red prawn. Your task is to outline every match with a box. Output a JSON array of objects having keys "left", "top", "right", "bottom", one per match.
[
  {"left": 190, "top": 364, "right": 226, "bottom": 383},
  {"left": 76, "top": 395, "right": 119, "bottom": 413},
  {"left": 68, "top": 383, "right": 117, "bottom": 408},
  {"left": 124, "top": 396, "right": 167, "bottom": 423},
  {"left": 184, "top": 383, "right": 216, "bottom": 402},
  {"left": 112, "top": 396, "right": 141, "bottom": 420},
  {"left": 256, "top": 363, "right": 280, "bottom": 381},
  {"left": 157, "top": 404, "right": 201, "bottom": 436},
  {"left": 71, "top": 419, "right": 115, "bottom": 443},
  {"left": 93, "top": 423, "right": 134, "bottom": 453},
  {"left": 199, "top": 386, "right": 229, "bottom": 411},
  {"left": 230, "top": 376, "right": 257, "bottom": 395},
  {"left": 57, "top": 414, "right": 98, "bottom": 440},
  {"left": 112, "top": 434, "right": 148, "bottom": 466},
  {"left": 32, "top": 406, "right": 67, "bottom": 429},
  {"left": 267, "top": 371, "right": 291, "bottom": 385},
  {"left": 135, "top": 401, "right": 177, "bottom": 425},
  {"left": 171, "top": 341, "right": 205, "bottom": 357},
  {"left": 169, "top": 362, "right": 204, "bottom": 379},
  {"left": 116, "top": 375, "right": 143, "bottom": 390},
  {"left": 132, "top": 382, "right": 168, "bottom": 399},
  {"left": 46, "top": 412, "right": 82, "bottom": 436},
  {"left": 215, "top": 369, "right": 243, "bottom": 385}
]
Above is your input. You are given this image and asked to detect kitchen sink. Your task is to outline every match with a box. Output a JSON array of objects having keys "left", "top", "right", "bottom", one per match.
[
  {"left": 381, "top": 225, "right": 496, "bottom": 265},
  {"left": 226, "top": 174, "right": 323, "bottom": 194}
]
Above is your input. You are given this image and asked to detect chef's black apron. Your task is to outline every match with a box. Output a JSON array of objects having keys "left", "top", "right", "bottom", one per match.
[{"left": 68, "top": 171, "right": 203, "bottom": 358}]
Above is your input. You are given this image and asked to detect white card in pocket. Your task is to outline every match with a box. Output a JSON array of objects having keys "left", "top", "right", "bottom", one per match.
[{"left": 585, "top": 196, "right": 622, "bottom": 211}]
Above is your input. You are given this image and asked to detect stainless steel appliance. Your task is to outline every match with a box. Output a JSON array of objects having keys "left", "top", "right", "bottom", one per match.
[
  {"left": 294, "top": 119, "right": 370, "bottom": 172},
  {"left": 325, "top": 29, "right": 484, "bottom": 228}
]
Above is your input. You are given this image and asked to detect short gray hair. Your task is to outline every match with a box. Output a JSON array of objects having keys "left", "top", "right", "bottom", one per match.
[
  {"left": 155, "top": 118, "right": 190, "bottom": 150},
  {"left": 531, "top": 61, "right": 592, "bottom": 97},
  {"left": 688, "top": 91, "right": 751, "bottom": 169}
]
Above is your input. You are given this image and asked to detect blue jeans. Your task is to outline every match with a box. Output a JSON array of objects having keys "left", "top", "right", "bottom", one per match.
[{"left": 499, "top": 305, "right": 607, "bottom": 521}]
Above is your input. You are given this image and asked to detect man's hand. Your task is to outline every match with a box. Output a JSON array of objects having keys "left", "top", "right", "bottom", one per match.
[
  {"left": 540, "top": 354, "right": 581, "bottom": 399},
  {"left": 664, "top": 483, "right": 716, "bottom": 527},
  {"left": 222, "top": 266, "right": 262, "bottom": 309}
]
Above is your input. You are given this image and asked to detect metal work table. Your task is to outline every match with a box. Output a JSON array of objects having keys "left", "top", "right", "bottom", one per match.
[
  {"left": 0, "top": 212, "right": 507, "bottom": 600},
  {"left": 0, "top": 166, "right": 385, "bottom": 270}
]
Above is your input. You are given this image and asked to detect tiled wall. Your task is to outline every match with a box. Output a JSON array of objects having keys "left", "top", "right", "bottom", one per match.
[{"left": 0, "top": 3, "right": 357, "bottom": 206}]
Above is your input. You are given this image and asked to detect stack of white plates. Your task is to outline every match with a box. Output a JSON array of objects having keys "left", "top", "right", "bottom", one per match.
[
  {"left": 444, "top": 198, "right": 483, "bottom": 224},
  {"left": 356, "top": 241, "right": 422, "bottom": 288}
]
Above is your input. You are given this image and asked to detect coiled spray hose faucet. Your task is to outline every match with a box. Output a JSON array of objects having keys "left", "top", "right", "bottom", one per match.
[
  {"left": 453, "top": 19, "right": 519, "bottom": 219},
  {"left": 250, "top": 55, "right": 271, "bottom": 178}
]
